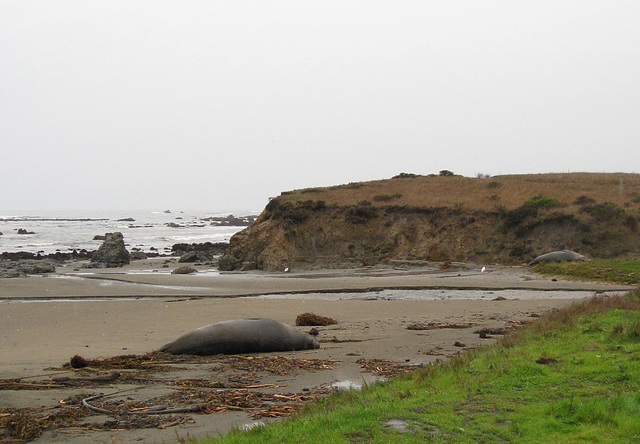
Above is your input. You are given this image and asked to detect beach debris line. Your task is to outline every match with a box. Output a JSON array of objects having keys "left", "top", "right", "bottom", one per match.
[
  {"left": 405, "top": 322, "right": 474, "bottom": 330},
  {"left": 0, "top": 402, "right": 89, "bottom": 442},
  {"left": 356, "top": 358, "right": 422, "bottom": 378},
  {"left": 474, "top": 327, "right": 512, "bottom": 336},
  {"left": 225, "top": 355, "right": 335, "bottom": 376},
  {"left": 295, "top": 312, "right": 338, "bottom": 326},
  {"left": 61, "top": 352, "right": 170, "bottom": 370},
  {"left": 0, "top": 351, "right": 340, "bottom": 442}
]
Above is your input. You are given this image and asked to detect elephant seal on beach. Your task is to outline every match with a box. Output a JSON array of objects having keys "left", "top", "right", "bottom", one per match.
[
  {"left": 158, "top": 318, "right": 320, "bottom": 355},
  {"left": 529, "top": 250, "right": 590, "bottom": 266}
]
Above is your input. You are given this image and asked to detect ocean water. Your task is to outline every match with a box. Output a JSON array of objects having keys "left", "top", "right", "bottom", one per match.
[{"left": 0, "top": 210, "right": 257, "bottom": 255}]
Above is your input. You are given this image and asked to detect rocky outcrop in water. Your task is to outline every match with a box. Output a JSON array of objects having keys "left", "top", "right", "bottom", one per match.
[
  {"left": 89, "top": 232, "right": 130, "bottom": 268},
  {"left": 172, "top": 242, "right": 227, "bottom": 256},
  {"left": 0, "top": 250, "right": 92, "bottom": 261},
  {"left": 178, "top": 251, "right": 213, "bottom": 263},
  {"left": 202, "top": 214, "right": 257, "bottom": 227}
]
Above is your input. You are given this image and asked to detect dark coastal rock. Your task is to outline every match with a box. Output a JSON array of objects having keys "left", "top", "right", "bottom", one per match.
[
  {"left": 218, "top": 254, "right": 242, "bottom": 271},
  {"left": 1, "top": 251, "right": 37, "bottom": 260},
  {"left": 0, "top": 259, "right": 56, "bottom": 278},
  {"left": 171, "top": 242, "right": 228, "bottom": 257},
  {"left": 93, "top": 234, "right": 107, "bottom": 241},
  {"left": 117, "top": 218, "right": 135, "bottom": 222},
  {"left": 166, "top": 221, "right": 206, "bottom": 229},
  {"left": 129, "top": 251, "right": 148, "bottom": 261},
  {"left": 178, "top": 251, "right": 213, "bottom": 263},
  {"left": 202, "top": 214, "right": 258, "bottom": 227},
  {"left": 89, "top": 232, "right": 130, "bottom": 268},
  {"left": 46, "top": 250, "right": 93, "bottom": 261},
  {"left": 172, "top": 265, "right": 197, "bottom": 274},
  {"left": 17, "top": 228, "right": 35, "bottom": 235},
  {"left": 0, "top": 232, "right": 3, "bottom": 236},
  {"left": 19, "top": 260, "right": 56, "bottom": 274},
  {"left": 0, "top": 268, "right": 22, "bottom": 278}
]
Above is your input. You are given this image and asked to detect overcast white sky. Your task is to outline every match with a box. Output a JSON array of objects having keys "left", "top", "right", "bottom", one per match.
[{"left": 1, "top": 1, "right": 639, "bottom": 212}]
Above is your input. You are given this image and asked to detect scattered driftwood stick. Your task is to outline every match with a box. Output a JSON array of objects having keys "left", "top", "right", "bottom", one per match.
[
  {"left": 326, "top": 336, "right": 378, "bottom": 343},
  {"left": 406, "top": 322, "right": 473, "bottom": 331},
  {"left": 81, "top": 388, "right": 140, "bottom": 415},
  {"left": 0, "top": 380, "right": 67, "bottom": 390},
  {"left": 243, "top": 384, "right": 279, "bottom": 389},
  {"left": 131, "top": 405, "right": 201, "bottom": 415},
  {"left": 54, "top": 372, "right": 121, "bottom": 385},
  {"left": 82, "top": 392, "right": 201, "bottom": 416},
  {"left": 82, "top": 394, "right": 112, "bottom": 415}
]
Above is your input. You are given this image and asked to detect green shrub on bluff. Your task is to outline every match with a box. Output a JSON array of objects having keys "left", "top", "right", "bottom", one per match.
[{"left": 525, "top": 196, "right": 559, "bottom": 208}]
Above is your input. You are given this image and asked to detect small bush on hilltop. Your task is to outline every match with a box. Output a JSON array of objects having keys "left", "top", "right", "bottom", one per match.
[{"left": 524, "top": 196, "right": 559, "bottom": 208}]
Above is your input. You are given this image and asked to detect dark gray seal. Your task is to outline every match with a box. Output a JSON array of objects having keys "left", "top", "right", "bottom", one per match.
[
  {"left": 529, "top": 250, "right": 590, "bottom": 266},
  {"left": 158, "top": 318, "right": 320, "bottom": 355}
]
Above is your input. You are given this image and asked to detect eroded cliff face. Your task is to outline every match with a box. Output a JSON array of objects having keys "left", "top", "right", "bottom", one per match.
[{"left": 219, "top": 195, "right": 640, "bottom": 271}]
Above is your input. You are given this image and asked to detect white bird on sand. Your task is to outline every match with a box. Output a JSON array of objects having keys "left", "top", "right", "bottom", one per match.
[
  {"left": 284, "top": 267, "right": 289, "bottom": 273},
  {"left": 481, "top": 266, "right": 486, "bottom": 273}
]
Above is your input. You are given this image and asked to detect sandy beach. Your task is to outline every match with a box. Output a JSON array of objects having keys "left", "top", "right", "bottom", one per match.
[{"left": 0, "top": 259, "right": 632, "bottom": 443}]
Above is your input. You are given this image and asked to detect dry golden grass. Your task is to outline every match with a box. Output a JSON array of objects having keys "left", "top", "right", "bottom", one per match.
[{"left": 281, "top": 173, "right": 640, "bottom": 213}]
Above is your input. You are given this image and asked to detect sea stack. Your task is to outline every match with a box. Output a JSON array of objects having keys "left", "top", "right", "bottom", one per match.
[{"left": 90, "top": 232, "right": 130, "bottom": 267}]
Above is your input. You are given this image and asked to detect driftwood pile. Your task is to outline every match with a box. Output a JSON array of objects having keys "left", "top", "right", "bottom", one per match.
[{"left": 0, "top": 352, "right": 337, "bottom": 442}]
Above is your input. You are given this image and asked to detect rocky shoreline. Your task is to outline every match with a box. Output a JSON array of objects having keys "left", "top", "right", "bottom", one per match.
[{"left": 0, "top": 237, "right": 229, "bottom": 278}]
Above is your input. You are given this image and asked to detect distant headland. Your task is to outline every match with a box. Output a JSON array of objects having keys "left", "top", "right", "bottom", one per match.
[{"left": 220, "top": 172, "right": 640, "bottom": 271}]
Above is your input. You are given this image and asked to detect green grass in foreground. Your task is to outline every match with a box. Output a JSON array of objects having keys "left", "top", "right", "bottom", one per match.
[
  {"left": 534, "top": 259, "right": 640, "bottom": 285},
  {"left": 195, "top": 291, "right": 640, "bottom": 443}
]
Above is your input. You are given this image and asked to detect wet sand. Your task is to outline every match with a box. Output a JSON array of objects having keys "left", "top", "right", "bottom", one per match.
[{"left": 0, "top": 259, "right": 632, "bottom": 443}]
